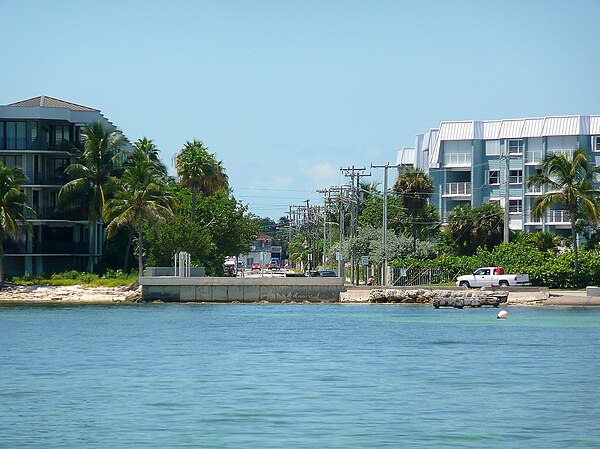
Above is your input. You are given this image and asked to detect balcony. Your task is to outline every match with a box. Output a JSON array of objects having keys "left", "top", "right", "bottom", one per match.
[
  {"left": 444, "top": 153, "right": 471, "bottom": 167},
  {"left": 525, "top": 184, "right": 542, "bottom": 195},
  {"left": 0, "top": 137, "right": 79, "bottom": 152},
  {"left": 525, "top": 209, "right": 570, "bottom": 225},
  {"left": 525, "top": 150, "right": 544, "bottom": 165},
  {"left": 23, "top": 172, "right": 66, "bottom": 186},
  {"left": 443, "top": 182, "right": 471, "bottom": 197}
]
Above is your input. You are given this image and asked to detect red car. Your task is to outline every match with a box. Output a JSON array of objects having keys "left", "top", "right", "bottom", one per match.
[{"left": 251, "top": 263, "right": 261, "bottom": 271}]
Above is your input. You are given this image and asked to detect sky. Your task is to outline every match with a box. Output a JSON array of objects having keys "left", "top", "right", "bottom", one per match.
[{"left": 2, "top": 0, "right": 600, "bottom": 219}]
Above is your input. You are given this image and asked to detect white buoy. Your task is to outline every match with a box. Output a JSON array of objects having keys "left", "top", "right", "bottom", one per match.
[{"left": 497, "top": 310, "right": 508, "bottom": 319}]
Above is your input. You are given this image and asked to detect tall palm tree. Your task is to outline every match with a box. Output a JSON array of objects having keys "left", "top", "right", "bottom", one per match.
[
  {"left": 174, "top": 140, "right": 228, "bottom": 222},
  {"left": 526, "top": 149, "right": 600, "bottom": 273},
  {"left": 393, "top": 168, "right": 434, "bottom": 251},
  {"left": 0, "top": 164, "right": 35, "bottom": 283},
  {"left": 118, "top": 138, "right": 170, "bottom": 272},
  {"left": 104, "top": 159, "right": 175, "bottom": 278},
  {"left": 129, "top": 137, "right": 168, "bottom": 177},
  {"left": 58, "top": 121, "right": 126, "bottom": 272}
]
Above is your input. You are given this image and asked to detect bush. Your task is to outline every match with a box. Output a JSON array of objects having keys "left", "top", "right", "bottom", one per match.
[{"left": 392, "top": 240, "right": 597, "bottom": 289}]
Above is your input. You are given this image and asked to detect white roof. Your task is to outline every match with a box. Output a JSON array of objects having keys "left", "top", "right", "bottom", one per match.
[
  {"left": 396, "top": 147, "right": 416, "bottom": 166},
  {"left": 430, "top": 115, "right": 599, "bottom": 165}
]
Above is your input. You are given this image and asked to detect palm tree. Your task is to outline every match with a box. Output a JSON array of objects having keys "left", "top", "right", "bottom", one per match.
[
  {"left": 58, "top": 121, "right": 126, "bottom": 272},
  {"left": 129, "top": 137, "right": 168, "bottom": 177},
  {"left": 393, "top": 168, "right": 434, "bottom": 251},
  {"left": 104, "top": 158, "right": 175, "bottom": 278},
  {"left": 526, "top": 149, "right": 600, "bottom": 273},
  {"left": 118, "top": 138, "right": 170, "bottom": 272},
  {"left": 174, "top": 140, "right": 228, "bottom": 222},
  {"left": 0, "top": 164, "right": 35, "bottom": 283}
]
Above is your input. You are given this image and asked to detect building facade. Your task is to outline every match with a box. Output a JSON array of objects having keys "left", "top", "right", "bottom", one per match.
[
  {"left": 0, "top": 96, "right": 126, "bottom": 276},
  {"left": 403, "top": 115, "right": 600, "bottom": 234}
]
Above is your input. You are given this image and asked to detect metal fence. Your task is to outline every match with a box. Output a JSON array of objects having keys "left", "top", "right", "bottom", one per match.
[{"left": 389, "top": 266, "right": 456, "bottom": 286}]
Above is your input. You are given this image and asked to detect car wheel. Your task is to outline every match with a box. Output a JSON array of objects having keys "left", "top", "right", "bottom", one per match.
[
  {"left": 499, "top": 280, "right": 509, "bottom": 287},
  {"left": 459, "top": 281, "right": 470, "bottom": 288}
]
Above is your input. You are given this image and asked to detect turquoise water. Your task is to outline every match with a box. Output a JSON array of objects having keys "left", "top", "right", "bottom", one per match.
[{"left": 1, "top": 304, "right": 599, "bottom": 448}]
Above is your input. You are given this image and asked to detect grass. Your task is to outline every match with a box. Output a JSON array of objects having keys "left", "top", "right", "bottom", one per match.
[{"left": 10, "top": 269, "right": 138, "bottom": 288}]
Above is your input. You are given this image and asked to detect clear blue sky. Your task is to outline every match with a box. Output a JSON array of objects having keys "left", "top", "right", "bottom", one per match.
[{"left": 2, "top": 0, "right": 599, "bottom": 219}]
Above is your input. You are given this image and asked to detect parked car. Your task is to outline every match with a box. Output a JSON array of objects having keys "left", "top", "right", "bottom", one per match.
[
  {"left": 305, "top": 270, "right": 337, "bottom": 277},
  {"left": 251, "top": 263, "right": 261, "bottom": 271},
  {"left": 456, "top": 266, "right": 530, "bottom": 288},
  {"left": 269, "top": 258, "right": 280, "bottom": 270}
]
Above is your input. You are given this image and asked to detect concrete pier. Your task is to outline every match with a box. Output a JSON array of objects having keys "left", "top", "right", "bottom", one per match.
[{"left": 139, "top": 276, "right": 345, "bottom": 303}]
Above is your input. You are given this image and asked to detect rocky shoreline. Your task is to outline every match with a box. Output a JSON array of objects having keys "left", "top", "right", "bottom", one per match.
[{"left": 0, "top": 284, "right": 142, "bottom": 304}]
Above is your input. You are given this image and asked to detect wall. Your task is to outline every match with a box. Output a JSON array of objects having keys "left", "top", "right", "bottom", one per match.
[{"left": 140, "top": 276, "right": 345, "bottom": 303}]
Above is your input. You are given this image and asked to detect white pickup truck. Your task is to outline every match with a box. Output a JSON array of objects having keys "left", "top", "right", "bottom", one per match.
[{"left": 456, "top": 267, "right": 530, "bottom": 288}]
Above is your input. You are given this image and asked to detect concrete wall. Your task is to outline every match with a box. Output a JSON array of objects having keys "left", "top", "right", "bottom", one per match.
[
  {"left": 139, "top": 276, "right": 345, "bottom": 303},
  {"left": 145, "top": 267, "right": 206, "bottom": 277}
]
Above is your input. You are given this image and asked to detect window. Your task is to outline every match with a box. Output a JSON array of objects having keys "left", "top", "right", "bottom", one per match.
[
  {"left": 593, "top": 136, "right": 600, "bottom": 152},
  {"left": 508, "top": 139, "right": 523, "bottom": 155},
  {"left": 485, "top": 140, "right": 500, "bottom": 156},
  {"left": 488, "top": 170, "right": 500, "bottom": 185},
  {"left": 509, "top": 169, "right": 522, "bottom": 184},
  {"left": 509, "top": 199, "right": 522, "bottom": 213}
]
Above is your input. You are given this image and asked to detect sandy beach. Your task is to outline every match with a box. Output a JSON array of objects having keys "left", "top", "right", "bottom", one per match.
[{"left": 0, "top": 284, "right": 141, "bottom": 304}]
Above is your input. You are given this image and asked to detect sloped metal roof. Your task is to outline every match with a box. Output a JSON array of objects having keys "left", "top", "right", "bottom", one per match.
[
  {"left": 482, "top": 120, "right": 501, "bottom": 139},
  {"left": 396, "top": 147, "right": 416, "bottom": 166},
  {"left": 542, "top": 116, "right": 580, "bottom": 136},
  {"left": 8, "top": 95, "right": 99, "bottom": 112},
  {"left": 498, "top": 119, "right": 525, "bottom": 139},
  {"left": 522, "top": 118, "right": 545, "bottom": 137},
  {"left": 590, "top": 116, "right": 600, "bottom": 134}
]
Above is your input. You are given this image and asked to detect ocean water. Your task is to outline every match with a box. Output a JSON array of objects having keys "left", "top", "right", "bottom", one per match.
[{"left": 1, "top": 303, "right": 599, "bottom": 448}]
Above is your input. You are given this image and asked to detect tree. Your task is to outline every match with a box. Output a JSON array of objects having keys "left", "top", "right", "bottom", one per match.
[
  {"left": 129, "top": 137, "right": 168, "bottom": 178},
  {"left": 526, "top": 149, "right": 600, "bottom": 273},
  {"left": 393, "top": 168, "right": 434, "bottom": 251},
  {"left": 174, "top": 140, "right": 228, "bottom": 222},
  {"left": 104, "top": 158, "right": 175, "bottom": 278},
  {"left": 0, "top": 164, "right": 35, "bottom": 283},
  {"left": 145, "top": 183, "right": 257, "bottom": 275},
  {"left": 59, "top": 121, "right": 126, "bottom": 272},
  {"left": 115, "top": 137, "right": 170, "bottom": 272},
  {"left": 446, "top": 203, "right": 504, "bottom": 255}
]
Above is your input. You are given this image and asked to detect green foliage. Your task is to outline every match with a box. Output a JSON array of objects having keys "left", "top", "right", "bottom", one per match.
[
  {"left": 445, "top": 203, "right": 503, "bottom": 255},
  {"left": 393, "top": 238, "right": 600, "bottom": 289},
  {"left": 145, "top": 183, "right": 258, "bottom": 275},
  {"left": 11, "top": 269, "right": 137, "bottom": 287}
]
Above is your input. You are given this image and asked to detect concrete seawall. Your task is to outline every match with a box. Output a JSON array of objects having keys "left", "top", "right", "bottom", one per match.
[{"left": 139, "top": 276, "right": 346, "bottom": 303}]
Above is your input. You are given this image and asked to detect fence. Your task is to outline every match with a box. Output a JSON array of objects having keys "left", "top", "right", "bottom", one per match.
[{"left": 389, "top": 266, "right": 457, "bottom": 287}]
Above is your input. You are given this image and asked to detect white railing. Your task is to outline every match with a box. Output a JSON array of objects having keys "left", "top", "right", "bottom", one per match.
[
  {"left": 444, "top": 153, "right": 471, "bottom": 166},
  {"left": 525, "top": 209, "right": 569, "bottom": 224},
  {"left": 546, "top": 209, "right": 569, "bottom": 223},
  {"left": 525, "top": 184, "right": 542, "bottom": 195},
  {"left": 526, "top": 150, "right": 544, "bottom": 164},
  {"left": 444, "top": 182, "right": 471, "bottom": 196}
]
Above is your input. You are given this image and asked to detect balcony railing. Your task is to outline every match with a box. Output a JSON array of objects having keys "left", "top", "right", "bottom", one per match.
[
  {"left": 444, "top": 153, "right": 471, "bottom": 167},
  {"left": 526, "top": 209, "right": 570, "bottom": 224},
  {"left": 0, "top": 137, "right": 79, "bottom": 151},
  {"left": 23, "top": 172, "right": 66, "bottom": 185},
  {"left": 526, "top": 150, "right": 544, "bottom": 164},
  {"left": 525, "top": 184, "right": 542, "bottom": 195},
  {"left": 444, "top": 182, "right": 471, "bottom": 196}
]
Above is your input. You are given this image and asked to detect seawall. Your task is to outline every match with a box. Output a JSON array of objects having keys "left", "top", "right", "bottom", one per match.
[{"left": 139, "top": 276, "right": 345, "bottom": 303}]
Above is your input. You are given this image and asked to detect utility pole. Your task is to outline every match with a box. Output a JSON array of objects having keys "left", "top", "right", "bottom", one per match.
[
  {"left": 371, "top": 162, "right": 401, "bottom": 286},
  {"left": 341, "top": 166, "right": 371, "bottom": 285},
  {"left": 504, "top": 145, "right": 510, "bottom": 243}
]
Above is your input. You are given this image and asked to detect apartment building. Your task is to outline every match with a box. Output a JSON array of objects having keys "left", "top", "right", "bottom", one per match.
[
  {"left": 403, "top": 115, "right": 600, "bottom": 233},
  {"left": 0, "top": 95, "right": 126, "bottom": 276}
]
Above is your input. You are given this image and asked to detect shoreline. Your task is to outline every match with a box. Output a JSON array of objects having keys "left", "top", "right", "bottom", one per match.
[
  {"left": 1, "top": 284, "right": 599, "bottom": 307},
  {"left": 0, "top": 284, "right": 141, "bottom": 305}
]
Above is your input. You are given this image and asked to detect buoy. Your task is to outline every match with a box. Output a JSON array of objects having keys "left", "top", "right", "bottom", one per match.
[{"left": 497, "top": 310, "right": 508, "bottom": 319}]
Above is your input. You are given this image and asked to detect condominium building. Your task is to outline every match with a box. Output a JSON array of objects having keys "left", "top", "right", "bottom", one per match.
[
  {"left": 0, "top": 95, "right": 126, "bottom": 276},
  {"left": 401, "top": 115, "right": 600, "bottom": 233}
]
